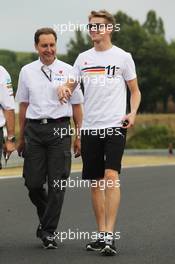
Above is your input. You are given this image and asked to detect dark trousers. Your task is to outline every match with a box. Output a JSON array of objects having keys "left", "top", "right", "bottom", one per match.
[{"left": 23, "top": 120, "right": 71, "bottom": 236}]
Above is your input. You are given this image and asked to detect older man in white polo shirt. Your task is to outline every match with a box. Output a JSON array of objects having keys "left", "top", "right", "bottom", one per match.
[
  {"left": 16, "top": 28, "right": 83, "bottom": 249},
  {"left": 0, "top": 65, "right": 15, "bottom": 168}
]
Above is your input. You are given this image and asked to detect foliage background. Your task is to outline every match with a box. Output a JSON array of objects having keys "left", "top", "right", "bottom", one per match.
[{"left": 1, "top": 10, "right": 175, "bottom": 148}]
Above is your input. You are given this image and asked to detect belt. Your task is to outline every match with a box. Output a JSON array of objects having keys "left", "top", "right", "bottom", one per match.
[{"left": 27, "top": 117, "right": 70, "bottom": 124}]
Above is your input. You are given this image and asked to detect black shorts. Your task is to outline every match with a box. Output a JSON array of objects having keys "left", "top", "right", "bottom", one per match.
[{"left": 81, "top": 127, "right": 127, "bottom": 180}]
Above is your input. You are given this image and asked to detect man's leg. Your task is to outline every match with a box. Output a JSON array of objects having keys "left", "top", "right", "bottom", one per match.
[
  {"left": 23, "top": 122, "right": 48, "bottom": 230},
  {"left": 100, "top": 128, "right": 126, "bottom": 255},
  {"left": 86, "top": 184, "right": 106, "bottom": 251},
  {"left": 81, "top": 131, "right": 105, "bottom": 232},
  {"left": 104, "top": 169, "right": 120, "bottom": 232},
  {"left": 91, "top": 183, "right": 105, "bottom": 232},
  {"left": 28, "top": 187, "right": 48, "bottom": 223},
  {"left": 81, "top": 131, "right": 106, "bottom": 250},
  {"left": 41, "top": 128, "right": 71, "bottom": 237},
  {"left": 104, "top": 128, "right": 126, "bottom": 233},
  {"left": 90, "top": 171, "right": 120, "bottom": 232},
  {"left": 97, "top": 169, "right": 120, "bottom": 256},
  {"left": 24, "top": 143, "right": 48, "bottom": 222}
]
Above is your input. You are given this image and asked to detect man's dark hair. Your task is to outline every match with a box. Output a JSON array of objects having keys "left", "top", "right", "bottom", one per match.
[{"left": 34, "top": 28, "right": 57, "bottom": 45}]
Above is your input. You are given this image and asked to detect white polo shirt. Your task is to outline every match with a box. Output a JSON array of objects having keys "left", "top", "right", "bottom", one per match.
[
  {"left": 73, "top": 45, "right": 137, "bottom": 129},
  {"left": 0, "top": 66, "right": 15, "bottom": 127},
  {"left": 16, "top": 58, "right": 83, "bottom": 119}
]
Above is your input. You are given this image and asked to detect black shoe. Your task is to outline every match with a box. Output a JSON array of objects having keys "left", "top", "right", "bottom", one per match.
[
  {"left": 36, "top": 224, "right": 43, "bottom": 239},
  {"left": 42, "top": 236, "right": 58, "bottom": 249},
  {"left": 100, "top": 239, "right": 118, "bottom": 256},
  {"left": 86, "top": 238, "right": 105, "bottom": 251}
]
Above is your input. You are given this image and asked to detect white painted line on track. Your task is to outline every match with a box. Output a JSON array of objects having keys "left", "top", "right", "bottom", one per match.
[{"left": 0, "top": 163, "right": 175, "bottom": 180}]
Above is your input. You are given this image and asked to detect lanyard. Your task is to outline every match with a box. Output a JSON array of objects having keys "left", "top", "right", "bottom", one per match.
[{"left": 41, "top": 65, "right": 52, "bottom": 82}]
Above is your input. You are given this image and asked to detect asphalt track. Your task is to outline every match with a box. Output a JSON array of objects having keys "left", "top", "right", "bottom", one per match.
[{"left": 0, "top": 165, "right": 175, "bottom": 264}]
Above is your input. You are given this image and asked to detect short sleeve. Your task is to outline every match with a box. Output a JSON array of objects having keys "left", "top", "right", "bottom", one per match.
[
  {"left": 72, "top": 55, "right": 82, "bottom": 83},
  {"left": 15, "top": 68, "right": 29, "bottom": 103},
  {"left": 123, "top": 53, "right": 137, "bottom": 81},
  {"left": 70, "top": 84, "right": 84, "bottom": 104},
  {"left": 0, "top": 68, "right": 15, "bottom": 110}
]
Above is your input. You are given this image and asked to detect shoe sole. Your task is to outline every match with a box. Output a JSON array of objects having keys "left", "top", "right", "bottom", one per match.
[
  {"left": 86, "top": 245, "right": 102, "bottom": 251},
  {"left": 43, "top": 245, "right": 58, "bottom": 249},
  {"left": 43, "top": 243, "right": 58, "bottom": 249},
  {"left": 100, "top": 245, "right": 117, "bottom": 256}
]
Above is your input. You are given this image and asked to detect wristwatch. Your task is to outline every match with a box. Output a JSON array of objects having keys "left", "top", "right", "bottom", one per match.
[{"left": 7, "top": 136, "right": 16, "bottom": 143}]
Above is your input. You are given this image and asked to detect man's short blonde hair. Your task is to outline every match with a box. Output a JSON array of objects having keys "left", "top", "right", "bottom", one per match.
[{"left": 88, "top": 10, "right": 116, "bottom": 28}]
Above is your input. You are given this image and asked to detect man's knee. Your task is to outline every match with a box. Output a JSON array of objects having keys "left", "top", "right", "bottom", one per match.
[
  {"left": 91, "top": 179, "right": 105, "bottom": 192},
  {"left": 50, "top": 178, "right": 67, "bottom": 193},
  {"left": 28, "top": 187, "right": 44, "bottom": 200},
  {"left": 104, "top": 169, "right": 118, "bottom": 180},
  {"left": 104, "top": 169, "right": 120, "bottom": 189}
]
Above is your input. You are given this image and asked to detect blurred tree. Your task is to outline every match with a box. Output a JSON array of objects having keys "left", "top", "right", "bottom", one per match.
[
  {"left": 66, "top": 30, "right": 92, "bottom": 65},
  {"left": 0, "top": 10, "right": 175, "bottom": 113},
  {"left": 143, "top": 10, "right": 165, "bottom": 37},
  {"left": 0, "top": 50, "right": 19, "bottom": 92}
]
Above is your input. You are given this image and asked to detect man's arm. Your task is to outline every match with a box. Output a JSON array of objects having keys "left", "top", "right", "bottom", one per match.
[
  {"left": 0, "top": 68, "right": 16, "bottom": 156},
  {"left": 3, "top": 109, "right": 16, "bottom": 155},
  {"left": 72, "top": 104, "right": 83, "bottom": 157},
  {"left": 3, "top": 109, "right": 15, "bottom": 138},
  {"left": 58, "top": 57, "right": 81, "bottom": 103},
  {"left": 122, "top": 78, "right": 141, "bottom": 128},
  {"left": 17, "top": 102, "right": 29, "bottom": 156},
  {"left": 58, "top": 80, "right": 78, "bottom": 103}
]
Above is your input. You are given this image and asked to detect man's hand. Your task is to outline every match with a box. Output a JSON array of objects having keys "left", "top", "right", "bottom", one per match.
[
  {"left": 121, "top": 112, "right": 136, "bottom": 129},
  {"left": 17, "top": 138, "right": 25, "bottom": 157},
  {"left": 125, "top": 78, "right": 141, "bottom": 128},
  {"left": 73, "top": 137, "right": 81, "bottom": 158},
  {"left": 58, "top": 85, "right": 72, "bottom": 104},
  {"left": 3, "top": 140, "right": 16, "bottom": 160},
  {"left": 5, "top": 141, "right": 16, "bottom": 153}
]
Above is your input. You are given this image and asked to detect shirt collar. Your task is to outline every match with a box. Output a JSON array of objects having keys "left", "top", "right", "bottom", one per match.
[{"left": 38, "top": 58, "right": 57, "bottom": 70}]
